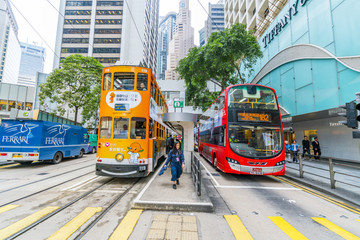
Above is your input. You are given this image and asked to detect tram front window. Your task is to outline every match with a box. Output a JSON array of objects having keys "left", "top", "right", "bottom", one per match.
[
  {"left": 113, "top": 118, "right": 129, "bottom": 139},
  {"left": 113, "top": 72, "right": 134, "bottom": 90},
  {"left": 229, "top": 125, "right": 282, "bottom": 158},
  {"left": 131, "top": 117, "right": 146, "bottom": 139}
]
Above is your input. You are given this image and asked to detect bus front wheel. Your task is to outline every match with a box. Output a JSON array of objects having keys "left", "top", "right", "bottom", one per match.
[{"left": 52, "top": 152, "right": 63, "bottom": 164}]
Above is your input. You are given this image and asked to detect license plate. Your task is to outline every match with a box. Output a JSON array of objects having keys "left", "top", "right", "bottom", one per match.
[
  {"left": 139, "top": 166, "right": 146, "bottom": 171},
  {"left": 250, "top": 168, "right": 263, "bottom": 175},
  {"left": 13, "top": 154, "right": 22, "bottom": 158}
]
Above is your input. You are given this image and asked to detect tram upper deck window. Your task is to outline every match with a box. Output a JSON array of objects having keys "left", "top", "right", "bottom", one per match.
[
  {"left": 99, "top": 117, "right": 112, "bottom": 139},
  {"left": 131, "top": 117, "right": 146, "bottom": 139},
  {"left": 103, "top": 73, "right": 111, "bottom": 91},
  {"left": 113, "top": 118, "right": 129, "bottom": 139},
  {"left": 137, "top": 73, "right": 148, "bottom": 91},
  {"left": 113, "top": 72, "right": 134, "bottom": 90}
]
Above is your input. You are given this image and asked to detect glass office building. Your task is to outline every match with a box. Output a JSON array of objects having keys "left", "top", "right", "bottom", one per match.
[{"left": 243, "top": 0, "right": 360, "bottom": 161}]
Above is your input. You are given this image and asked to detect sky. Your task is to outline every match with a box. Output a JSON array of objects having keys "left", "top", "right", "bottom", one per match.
[{"left": 9, "top": 0, "right": 220, "bottom": 74}]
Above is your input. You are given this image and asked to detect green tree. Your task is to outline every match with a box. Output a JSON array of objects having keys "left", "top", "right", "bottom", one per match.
[
  {"left": 39, "top": 54, "right": 103, "bottom": 124},
  {"left": 177, "top": 23, "right": 263, "bottom": 111}
]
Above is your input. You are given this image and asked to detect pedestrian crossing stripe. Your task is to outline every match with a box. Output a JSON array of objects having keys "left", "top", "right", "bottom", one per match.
[
  {"left": 268, "top": 216, "right": 309, "bottom": 240},
  {"left": 47, "top": 207, "right": 102, "bottom": 240},
  {"left": 0, "top": 205, "right": 19, "bottom": 214},
  {"left": 0, "top": 206, "right": 59, "bottom": 240},
  {"left": 109, "top": 209, "right": 143, "bottom": 240},
  {"left": 224, "top": 215, "right": 253, "bottom": 240},
  {"left": 312, "top": 217, "right": 360, "bottom": 240}
]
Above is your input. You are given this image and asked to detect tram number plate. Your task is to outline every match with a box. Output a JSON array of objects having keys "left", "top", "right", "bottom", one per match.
[
  {"left": 250, "top": 168, "right": 263, "bottom": 175},
  {"left": 139, "top": 166, "right": 146, "bottom": 171}
]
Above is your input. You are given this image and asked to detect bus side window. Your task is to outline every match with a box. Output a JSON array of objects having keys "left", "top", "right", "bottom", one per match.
[
  {"left": 103, "top": 73, "right": 111, "bottom": 91},
  {"left": 131, "top": 117, "right": 146, "bottom": 139},
  {"left": 137, "top": 73, "right": 148, "bottom": 91},
  {"left": 99, "top": 117, "right": 112, "bottom": 139},
  {"left": 149, "top": 118, "right": 154, "bottom": 138}
]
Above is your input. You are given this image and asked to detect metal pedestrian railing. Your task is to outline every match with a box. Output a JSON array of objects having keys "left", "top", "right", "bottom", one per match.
[
  {"left": 286, "top": 152, "right": 360, "bottom": 189},
  {"left": 191, "top": 152, "right": 201, "bottom": 196}
]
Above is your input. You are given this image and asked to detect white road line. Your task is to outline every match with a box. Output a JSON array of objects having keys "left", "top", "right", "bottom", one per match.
[
  {"left": 61, "top": 176, "right": 99, "bottom": 191},
  {"left": 199, "top": 159, "right": 220, "bottom": 187},
  {"left": 216, "top": 186, "right": 301, "bottom": 190}
]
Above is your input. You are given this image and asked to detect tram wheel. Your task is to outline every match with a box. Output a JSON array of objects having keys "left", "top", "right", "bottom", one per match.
[{"left": 52, "top": 152, "right": 63, "bottom": 164}]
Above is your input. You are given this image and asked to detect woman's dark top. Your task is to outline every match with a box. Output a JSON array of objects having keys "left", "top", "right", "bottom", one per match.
[{"left": 165, "top": 149, "right": 185, "bottom": 166}]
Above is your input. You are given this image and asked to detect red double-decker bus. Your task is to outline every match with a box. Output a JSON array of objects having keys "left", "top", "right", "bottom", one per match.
[{"left": 199, "top": 84, "right": 285, "bottom": 175}]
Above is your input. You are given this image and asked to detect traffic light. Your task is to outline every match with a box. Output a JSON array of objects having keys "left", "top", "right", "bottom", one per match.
[{"left": 338, "top": 102, "right": 358, "bottom": 129}]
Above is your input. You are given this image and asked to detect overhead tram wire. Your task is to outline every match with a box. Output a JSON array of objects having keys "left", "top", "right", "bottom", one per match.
[
  {"left": 196, "top": 0, "right": 222, "bottom": 32},
  {"left": 123, "top": 0, "right": 145, "bottom": 49},
  {"left": 45, "top": 0, "right": 106, "bottom": 59},
  {"left": 7, "top": 0, "right": 60, "bottom": 59}
]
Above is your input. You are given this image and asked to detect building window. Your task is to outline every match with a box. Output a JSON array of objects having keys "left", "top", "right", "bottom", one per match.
[
  {"left": 66, "top": 1, "right": 92, "bottom": 6},
  {"left": 94, "top": 38, "right": 121, "bottom": 44},
  {"left": 63, "top": 28, "right": 90, "bottom": 34},
  {"left": 61, "top": 48, "right": 88, "bottom": 53},
  {"left": 0, "top": 100, "right": 7, "bottom": 111},
  {"left": 93, "top": 48, "right": 120, "bottom": 53},
  {"left": 65, "top": 10, "right": 92, "bottom": 15},
  {"left": 95, "top": 58, "right": 118, "bottom": 64},
  {"left": 62, "top": 38, "right": 89, "bottom": 44},
  {"left": 95, "top": 19, "right": 122, "bottom": 24},
  {"left": 94, "top": 29, "right": 122, "bottom": 34},
  {"left": 96, "top": 10, "right": 122, "bottom": 15},
  {"left": 64, "top": 19, "right": 91, "bottom": 24},
  {"left": 97, "top": 1, "right": 123, "bottom": 6}
]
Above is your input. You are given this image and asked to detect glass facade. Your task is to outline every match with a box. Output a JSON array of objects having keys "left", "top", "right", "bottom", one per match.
[
  {"left": 62, "top": 38, "right": 89, "bottom": 44},
  {"left": 94, "top": 29, "right": 121, "bottom": 34},
  {"left": 93, "top": 38, "right": 121, "bottom": 44},
  {"left": 95, "top": 19, "right": 122, "bottom": 24},
  {"left": 93, "top": 48, "right": 120, "bottom": 53},
  {"left": 65, "top": 10, "right": 92, "bottom": 15},
  {"left": 66, "top": 1, "right": 92, "bottom": 6},
  {"left": 64, "top": 19, "right": 91, "bottom": 24},
  {"left": 63, "top": 28, "right": 90, "bottom": 34},
  {"left": 97, "top": 1, "right": 123, "bottom": 6},
  {"left": 96, "top": 10, "right": 122, "bottom": 15},
  {"left": 61, "top": 48, "right": 88, "bottom": 53}
]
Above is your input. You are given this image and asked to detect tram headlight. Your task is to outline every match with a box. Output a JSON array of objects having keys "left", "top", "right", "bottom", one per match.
[{"left": 115, "top": 153, "right": 124, "bottom": 162}]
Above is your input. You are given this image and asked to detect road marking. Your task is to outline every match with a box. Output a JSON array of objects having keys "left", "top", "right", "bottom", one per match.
[
  {"left": 268, "top": 216, "right": 309, "bottom": 240},
  {"left": 61, "top": 176, "right": 99, "bottom": 191},
  {"left": 273, "top": 176, "right": 360, "bottom": 215},
  {"left": 216, "top": 185, "right": 301, "bottom": 190},
  {"left": 109, "top": 209, "right": 143, "bottom": 240},
  {"left": 357, "top": 219, "right": 360, "bottom": 222},
  {"left": 47, "top": 207, "right": 102, "bottom": 240},
  {"left": 199, "top": 159, "right": 220, "bottom": 187},
  {"left": 0, "top": 206, "right": 59, "bottom": 239},
  {"left": 0, "top": 164, "right": 20, "bottom": 169},
  {"left": 312, "top": 217, "right": 360, "bottom": 240},
  {"left": 0, "top": 205, "right": 19, "bottom": 214},
  {"left": 224, "top": 215, "right": 253, "bottom": 240}
]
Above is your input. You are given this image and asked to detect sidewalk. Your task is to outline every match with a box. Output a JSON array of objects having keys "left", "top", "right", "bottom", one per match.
[{"left": 284, "top": 156, "right": 360, "bottom": 207}]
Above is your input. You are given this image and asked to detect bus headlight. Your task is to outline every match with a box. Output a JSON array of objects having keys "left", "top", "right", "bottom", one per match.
[
  {"left": 115, "top": 153, "right": 124, "bottom": 162},
  {"left": 275, "top": 161, "right": 285, "bottom": 166}
]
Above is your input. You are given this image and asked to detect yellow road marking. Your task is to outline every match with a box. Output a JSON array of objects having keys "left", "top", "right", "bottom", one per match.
[
  {"left": 312, "top": 217, "right": 360, "bottom": 240},
  {"left": 269, "top": 216, "right": 309, "bottom": 240},
  {"left": 0, "top": 205, "right": 19, "bottom": 214},
  {"left": 272, "top": 176, "right": 360, "bottom": 215},
  {"left": 47, "top": 207, "right": 102, "bottom": 240},
  {"left": 357, "top": 219, "right": 360, "bottom": 222},
  {"left": 224, "top": 215, "right": 253, "bottom": 240},
  {"left": 109, "top": 209, "right": 143, "bottom": 240},
  {"left": 0, "top": 206, "right": 59, "bottom": 240},
  {"left": 0, "top": 164, "right": 20, "bottom": 169}
]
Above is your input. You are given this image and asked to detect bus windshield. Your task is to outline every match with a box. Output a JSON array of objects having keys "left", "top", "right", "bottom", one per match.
[
  {"left": 228, "top": 85, "right": 282, "bottom": 158},
  {"left": 228, "top": 85, "right": 278, "bottom": 110}
]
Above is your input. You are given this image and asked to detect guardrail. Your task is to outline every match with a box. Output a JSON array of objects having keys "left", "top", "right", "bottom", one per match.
[
  {"left": 191, "top": 152, "right": 201, "bottom": 196},
  {"left": 286, "top": 152, "right": 360, "bottom": 189}
]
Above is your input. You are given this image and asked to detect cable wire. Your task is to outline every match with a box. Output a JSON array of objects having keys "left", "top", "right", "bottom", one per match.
[
  {"left": 123, "top": 0, "right": 145, "bottom": 47},
  {"left": 7, "top": 0, "right": 60, "bottom": 59},
  {"left": 197, "top": 0, "right": 223, "bottom": 32}
]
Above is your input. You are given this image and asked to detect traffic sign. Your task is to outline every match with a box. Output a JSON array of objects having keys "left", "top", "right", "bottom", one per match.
[{"left": 174, "top": 101, "right": 184, "bottom": 108}]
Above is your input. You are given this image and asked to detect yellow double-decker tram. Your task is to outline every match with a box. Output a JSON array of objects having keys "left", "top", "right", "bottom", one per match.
[{"left": 96, "top": 65, "right": 168, "bottom": 177}]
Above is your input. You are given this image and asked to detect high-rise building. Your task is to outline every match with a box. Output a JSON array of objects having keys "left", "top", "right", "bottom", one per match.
[
  {"left": 0, "top": 0, "right": 21, "bottom": 84},
  {"left": 224, "top": 0, "right": 287, "bottom": 39},
  {"left": 18, "top": 42, "right": 46, "bottom": 87},
  {"left": 204, "top": 1, "right": 225, "bottom": 44},
  {"left": 199, "top": 27, "right": 205, "bottom": 46},
  {"left": 156, "top": 12, "right": 176, "bottom": 80},
  {"left": 53, "top": 0, "right": 159, "bottom": 72},
  {"left": 165, "top": 0, "right": 194, "bottom": 80}
]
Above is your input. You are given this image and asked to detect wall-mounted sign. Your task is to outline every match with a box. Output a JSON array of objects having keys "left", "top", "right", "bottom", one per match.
[{"left": 262, "top": 0, "right": 310, "bottom": 48}]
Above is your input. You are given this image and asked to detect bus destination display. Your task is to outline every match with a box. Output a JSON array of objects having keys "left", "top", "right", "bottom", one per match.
[{"left": 238, "top": 112, "right": 271, "bottom": 122}]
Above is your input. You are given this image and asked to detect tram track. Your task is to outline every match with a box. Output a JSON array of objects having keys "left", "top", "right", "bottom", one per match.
[
  {"left": 0, "top": 163, "right": 94, "bottom": 194},
  {"left": 5, "top": 178, "right": 141, "bottom": 240}
]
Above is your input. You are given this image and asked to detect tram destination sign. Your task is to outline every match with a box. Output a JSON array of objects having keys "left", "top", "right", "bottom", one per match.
[{"left": 238, "top": 113, "right": 271, "bottom": 122}]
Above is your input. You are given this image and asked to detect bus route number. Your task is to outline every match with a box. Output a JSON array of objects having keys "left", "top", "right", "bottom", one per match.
[{"left": 238, "top": 113, "right": 271, "bottom": 122}]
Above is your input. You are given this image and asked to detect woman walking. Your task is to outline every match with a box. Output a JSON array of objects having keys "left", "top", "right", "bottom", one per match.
[{"left": 165, "top": 142, "right": 185, "bottom": 189}]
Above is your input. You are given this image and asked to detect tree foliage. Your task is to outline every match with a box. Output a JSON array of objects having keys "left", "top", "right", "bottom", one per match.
[
  {"left": 176, "top": 23, "right": 263, "bottom": 111},
  {"left": 39, "top": 54, "right": 103, "bottom": 125}
]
